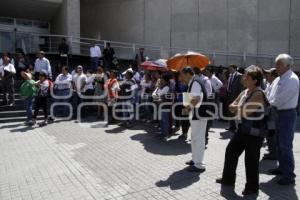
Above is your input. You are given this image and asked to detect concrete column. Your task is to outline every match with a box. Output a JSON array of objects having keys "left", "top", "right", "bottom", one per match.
[
  {"left": 65, "top": 0, "right": 80, "bottom": 54},
  {"left": 290, "top": 0, "right": 300, "bottom": 70},
  {"left": 51, "top": 0, "right": 80, "bottom": 54}
]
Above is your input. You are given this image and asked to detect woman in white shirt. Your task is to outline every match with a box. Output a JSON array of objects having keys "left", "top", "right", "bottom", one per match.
[
  {"left": 152, "top": 74, "right": 172, "bottom": 140},
  {"left": 94, "top": 67, "right": 107, "bottom": 118},
  {"left": 140, "top": 73, "right": 153, "bottom": 122}
]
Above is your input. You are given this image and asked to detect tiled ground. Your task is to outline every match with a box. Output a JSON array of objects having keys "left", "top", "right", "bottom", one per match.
[{"left": 0, "top": 119, "right": 299, "bottom": 200}]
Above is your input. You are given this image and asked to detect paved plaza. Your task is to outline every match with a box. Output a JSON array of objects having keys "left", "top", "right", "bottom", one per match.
[{"left": 0, "top": 120, "right": 299, "bottom": 200}]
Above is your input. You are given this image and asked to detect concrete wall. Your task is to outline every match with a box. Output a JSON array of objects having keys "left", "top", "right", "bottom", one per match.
[
  {"left": 51, "top": 0, "right": 67, "bottom": 35},
  {"left": 80, "top": 0, "right": 300, "bottom": 70},
  {"left": 52, "top": 0, "right": 80, "bottom": 54}
]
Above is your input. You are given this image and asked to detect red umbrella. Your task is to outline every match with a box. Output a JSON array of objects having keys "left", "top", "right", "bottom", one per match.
[{"left": 141, "top": 60, "right": 168, "bottom": 72}]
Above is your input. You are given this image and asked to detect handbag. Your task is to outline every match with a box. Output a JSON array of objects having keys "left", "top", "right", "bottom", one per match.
[
  {"left": 239, "top": 89, "right": 269, "bottom": 138},
  {"left": 240, "top": 117, "right": 268, "bottom": 138}
]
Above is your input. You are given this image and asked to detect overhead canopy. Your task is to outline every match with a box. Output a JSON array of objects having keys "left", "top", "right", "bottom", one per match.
[{"left": 0, "top": 0, "right": 63, "bottom": 21}]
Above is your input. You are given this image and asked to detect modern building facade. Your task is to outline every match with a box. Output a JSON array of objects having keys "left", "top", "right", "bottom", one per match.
[
  {"left": 0, "top": 0, "right": 300, "bottom": 69},
  {"left": 0, "top": 0, "right": 80, "bottom": 54}
]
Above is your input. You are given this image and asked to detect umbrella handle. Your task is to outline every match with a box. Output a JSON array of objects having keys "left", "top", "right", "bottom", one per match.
[{"left": 187, "top": 56, "right": 188, "bottom": 66}]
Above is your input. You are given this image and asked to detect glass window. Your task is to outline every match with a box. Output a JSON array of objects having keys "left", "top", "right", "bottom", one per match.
[
  {"left": 33, "top": 21, "right": 49, "bottom": 29},
  {"left": 0, "top": 32, "right": 14, "bottom": 53},
  {"left": 0, "top": 17, "right": 14, "bottom": 25},
  {"left": 16, "top": 19, "right": 32, "bottom": 27}
]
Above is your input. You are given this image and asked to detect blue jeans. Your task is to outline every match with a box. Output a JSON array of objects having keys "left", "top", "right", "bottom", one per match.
[
  {"left": 160, "top": 111, "right": 170, "bottom": 136},
  {"left": 141, "top": 97, "right": 152, "bottom": 120},
  {"left": 91, "top": 57, "right": 99, "bottom": 72},
  {"left": 55, "top": 89, "right": 71, "bottom": 117},
  {"left": 24, "top": 96, "right": 33, "bottom": 121},
  {"left": 143, "top": 104, "right": 152, "bottom": 120},
  {"left": 122, "top": 99, "right": 134, "bottom": 122},
  {"left": 276, "top": 109, "right": 298, "bottom": 180}
]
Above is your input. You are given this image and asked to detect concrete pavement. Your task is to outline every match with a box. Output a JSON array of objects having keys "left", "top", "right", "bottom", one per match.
[{"left": 0, "top": 120, "right": 299, "bottom": 200}]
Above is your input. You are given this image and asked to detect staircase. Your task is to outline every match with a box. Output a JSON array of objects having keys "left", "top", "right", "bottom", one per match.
[
  {"left": 0, "top": 81, "right": 28, "bottom": 123},
  {"left": 0, "top": 81, "right": 57, "bottom": 124},
  {"left": 0, "top": 55, "right": 133, "bottom": 124}
]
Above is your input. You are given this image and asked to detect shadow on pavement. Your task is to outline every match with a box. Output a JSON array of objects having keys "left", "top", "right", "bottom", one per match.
[
  {"left": 131, "top": 133, "right": 190, "bottom": 155},
  {"left": 219, "top": 130, "right": 233, "bottom": 140},
  {"left": 0, "top": 123, "right": 24, "bottom": 129},
  {"left": 104, "top": 125, "right": 127, "bottom": 134},
  {"left": 9, "top": 126, "right": 35, "bottom": 133},
  {"left": 259, "top": 159, "right": 278, "bottom": 175},
  {"left": 220, "top": 185, "right": 244, "bottom": 200},
  {"left": 104, "top": 121, "right": 161, "bottom": 134},
  {"left": 260, "top": 177, "right": 298, "bottom": 200},
  {"left": 155, "top": 168, "right": 200, "bottom": 190}
]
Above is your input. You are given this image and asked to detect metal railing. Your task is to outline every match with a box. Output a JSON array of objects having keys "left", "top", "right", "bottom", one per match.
[{"left": 1, "top": 31, "right": 300, "bottom": 69}]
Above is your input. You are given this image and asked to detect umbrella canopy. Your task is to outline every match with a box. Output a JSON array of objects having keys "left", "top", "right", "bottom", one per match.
[
  {"left": 141, "top": 60, "right": 168, "bottom": 72},
  {"left": 153, "top": 59, "right": 167, "bottom": 68},
  {"left": 167, "top": 51, "right": 211, "bottom": 71}
]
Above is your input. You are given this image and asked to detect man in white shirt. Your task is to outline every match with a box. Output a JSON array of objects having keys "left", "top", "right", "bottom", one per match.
[
  {"left": 34, "top": 51, "right": 52, "bottom": 80},
  {"left": 0, "top": 56, "right": 16, "bottom": 106},
  {"left": 268, "top": 54, "right": 300, "bottom": 186},
  {"left": 194, "top": 67, "right": 214, "bottom": 147},
  {"left": 55, "top": 66, "right": 73, "bottom": 91},
  {"left": 73, "top": 66, "right": 87, "bottom": 95},
  {"left": 264, "top": 68, "right": 278, "bottom": 99},
  {"left": 181, "top": 67, "right": 208, "bottom": 173},
  {"left": 85, "top": 71, "right": 96, "bottom": 95},
  {"left": 204, "top": 66, "right": 223, "bottom": 137},
  {"left": 262, "top": 68, "right": 278, "bottom": 161},
  {"left": 204, "top": 65, "right": 223, "bottom": 96},
  {"left": 193, "top": 67, "right": 213, "bottom": 97},
  {"left": 90, "top": 42, "right": 102, "bottom": 72}
]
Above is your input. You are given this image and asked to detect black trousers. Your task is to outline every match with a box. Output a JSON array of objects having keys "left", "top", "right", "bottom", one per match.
[
  {"left": 266, "top": 130, "right": 277, "bottom": 157},
  {"left": 205, "top": 120, "right": 213, "bottom": 145},
  {"left": 221, "top": 127, "right": 263, "bottom": 191},
  {"left": 174, "top": 104, "right": 190, "bottom": 135},
  {"left": 1, "top": 78, "right": 15, "bottom": 104},
  {"left": 33, "top": 96, "right": 48, "bottom": 120}
]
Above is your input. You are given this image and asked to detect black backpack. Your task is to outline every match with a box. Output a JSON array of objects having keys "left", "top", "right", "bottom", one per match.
[{"left": 188, "top": 79, "right": 216, "bottom": 119}]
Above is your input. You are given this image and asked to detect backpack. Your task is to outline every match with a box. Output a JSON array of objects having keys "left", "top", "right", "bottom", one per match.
[
  {"left": 47, "top": 79, "right": 53, "bottom": 96},
  {"left": 188, "top": 79, "right": 216, "bottom": 119},
  {"left": 120, "top": 79, "right": 136, "bottom": 99},
  {"left": 20, "top": 80, "right": 38, "bottom": 97},
  {"left": 37, "top": 79, "right": 52, "bottom": 97}
]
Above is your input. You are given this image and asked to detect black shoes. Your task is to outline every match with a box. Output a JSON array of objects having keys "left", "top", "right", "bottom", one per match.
[
  {"left": 242, "top": 189, "right": 258, "bottom": 196},
  {"left": 268, "top": 169, "right": 295, "bottom": 186},
  {"left": 178, "top": 134, "right": 187, "bottom": 140},
  {"left": 262, "top": 154, "right": 277, "bottom": 160},
  {"left": 186, "top": 165, "right": 205, "bottom": 173},
  {"left": 185, "top": 161, "right": 205, "bottom": 172},
  {"left": 268, "top": 168, "right": 283, "bottom": 175},
  {"left": 277, "top": 177, "right": 295, "bottom": 186},
  {"left": 216, "top": 178, "right": 258, "bottom": 196},
  {"left": 215, "top": 178, "right": 234, "bottom": 186},
  {"left": 185, "top": 160, "right": 194, "bottom": 166},
  {"left": 225, "top": 127, "right": 236, "bottom": 131}
]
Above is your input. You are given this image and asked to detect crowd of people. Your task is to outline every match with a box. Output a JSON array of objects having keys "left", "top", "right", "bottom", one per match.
[{"left": 0, "top": 41, "right": 300, "bottom": 196}]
